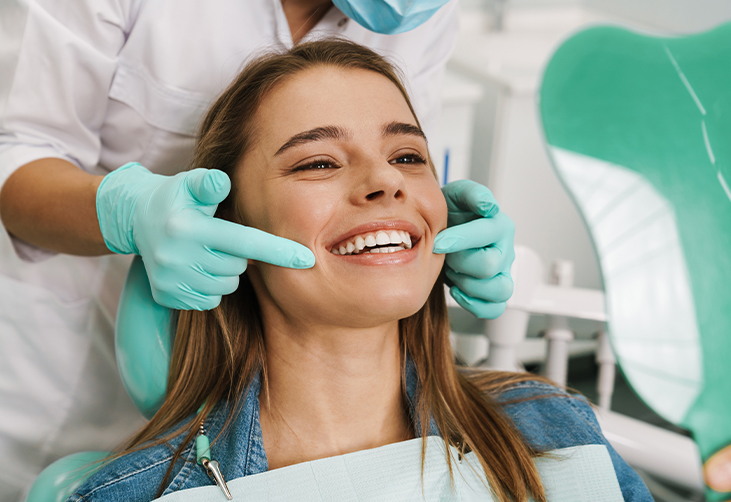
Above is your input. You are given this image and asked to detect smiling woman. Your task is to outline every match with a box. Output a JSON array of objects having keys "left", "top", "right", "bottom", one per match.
[{"left": 68, "top": 39, "right": 652, "bottom": 502}]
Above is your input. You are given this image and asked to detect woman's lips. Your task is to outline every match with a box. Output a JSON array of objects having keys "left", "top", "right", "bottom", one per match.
[
  {"left": 327, "top": 220, "right": 422, "bottom": 265},
  {"left": 329, "top": 235, "right": 422, "bottom": 266},
  {"left": 325, "top": 220, "right": 424, "bottom": 266},
  {"left": 331, "top": 229, "right": 413, "bottom": 256},
  {"left": 327, "top": 220, "right": 421, "bottom": 254}
]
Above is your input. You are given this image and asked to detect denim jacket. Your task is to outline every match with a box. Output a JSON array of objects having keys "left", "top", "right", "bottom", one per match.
[{"left": 68, "top": 367, "right": 653, "bottom": 502}]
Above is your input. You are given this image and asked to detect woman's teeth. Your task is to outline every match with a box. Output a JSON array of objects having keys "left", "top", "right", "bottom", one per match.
[{"left": 331, "top": 230, "right": 413, "bottom": 256}]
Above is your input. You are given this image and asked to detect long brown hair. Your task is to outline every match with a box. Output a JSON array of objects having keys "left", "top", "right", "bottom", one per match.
[{"left": 119, "top": 39, "right": 551, "bottom": 502}]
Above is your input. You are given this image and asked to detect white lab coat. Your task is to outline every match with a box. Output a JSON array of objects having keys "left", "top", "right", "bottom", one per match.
[{"left": 0, "top": 0, "right": 459, "bottom": 499}]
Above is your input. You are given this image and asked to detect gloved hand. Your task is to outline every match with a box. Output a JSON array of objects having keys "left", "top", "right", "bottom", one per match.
[
  {"left": 433, "top": 180, "right": 516, "bottom": 319},
  {"left": 96, "top": 162, "right": 315, "bottom": 310}
]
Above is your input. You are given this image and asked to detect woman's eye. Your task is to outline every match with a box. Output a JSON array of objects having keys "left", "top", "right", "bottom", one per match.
[
  {"left": 293, "top": 159, "right": 339, "bottom": 171},
  {"left": 391, "top": 153, "right": 427, "bottom": 165}
]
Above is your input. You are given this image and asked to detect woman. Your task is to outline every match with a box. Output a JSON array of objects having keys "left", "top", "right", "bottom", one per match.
[{"left": 69, "top": 40, "right": 651, "bottom": 502}]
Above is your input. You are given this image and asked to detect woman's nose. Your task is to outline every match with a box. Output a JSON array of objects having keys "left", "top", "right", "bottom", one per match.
[{"left": 353, "top": 159, "right": 407, "bottom": 205}]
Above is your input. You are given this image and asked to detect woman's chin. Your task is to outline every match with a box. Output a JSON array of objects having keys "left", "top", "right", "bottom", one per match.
[
  {"left": 325, "top": 289, "right": 430, "bottom": 328},
  {"left": 257, "top": 254, "right": 443, "bottom": 329}
]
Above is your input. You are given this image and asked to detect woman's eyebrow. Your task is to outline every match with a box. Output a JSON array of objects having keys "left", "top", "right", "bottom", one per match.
[
  {"left": 274, "top": 125, "right": 351, "bottom": 156},
  {"left": 382, "top": 121, "right": 427, "bottom": 143}
]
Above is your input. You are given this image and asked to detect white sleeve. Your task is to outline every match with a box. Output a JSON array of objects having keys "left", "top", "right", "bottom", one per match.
[
  {"left": 0, "top": 0, "right": 140, "bottom": 190},
  {"left": 0, "top": 0, "right": 140, "bottom": 261}
]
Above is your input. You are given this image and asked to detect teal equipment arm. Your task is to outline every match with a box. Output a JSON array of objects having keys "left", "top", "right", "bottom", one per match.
[
  {"left": 25, "top": 451, "right": 108, "bottom": 502},
  {"left": 116, "top": 255, "right": 173, "bottom": 419},
  {"left": 539, "top": 22, "right": 731, "bottom": 501}
]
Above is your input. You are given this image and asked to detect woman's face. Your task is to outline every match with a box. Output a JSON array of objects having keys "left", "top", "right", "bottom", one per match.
[{"left": 236, "top": 66, "right": 447, "bottom": 328}]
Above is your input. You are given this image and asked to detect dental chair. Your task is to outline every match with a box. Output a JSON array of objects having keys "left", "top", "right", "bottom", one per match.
[
  {"left": 26, "top": 256, "right": 172, "bottom": 502},
  {"left": 538, "top": 21, "right": 731, "bottom": 501}
]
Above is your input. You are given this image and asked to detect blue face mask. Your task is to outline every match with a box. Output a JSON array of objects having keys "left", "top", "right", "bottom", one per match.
[{"left": 332, "top": 0, "right": 451, "bottom": 35}]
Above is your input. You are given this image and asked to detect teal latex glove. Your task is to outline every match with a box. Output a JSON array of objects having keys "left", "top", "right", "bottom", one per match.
[
  {"left": 96, "top": 162, "right": 315, "bottom": 310},
  {"left": 433, "top": 180, "right": 516, "bottom": 319}
]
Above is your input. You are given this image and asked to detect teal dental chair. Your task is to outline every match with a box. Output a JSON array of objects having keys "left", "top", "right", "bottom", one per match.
[
  {"left": 539, "top": 21, "right": 731, "bottom": 501},
  {"left": 26, "top": 256, "right": 172, "bottom": 502}
]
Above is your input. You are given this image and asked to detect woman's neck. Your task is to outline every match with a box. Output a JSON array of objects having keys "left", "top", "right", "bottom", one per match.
[
  {"left": 281, "top": 0, "right": 333, "bottom": 44},
  {"left": 259, "top": 321, "right": 414, "bottom": 470}
]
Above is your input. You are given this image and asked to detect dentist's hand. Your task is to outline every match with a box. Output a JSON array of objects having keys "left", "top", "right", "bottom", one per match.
[
  {"left": 705, "top": 445, "right": 731, "bottom": 495},
  {"left": 433, "top": 180, "right": 515, "bottom": 319},
  {"left": 96, "top": 162, "right": 315, "bottom": 310}
]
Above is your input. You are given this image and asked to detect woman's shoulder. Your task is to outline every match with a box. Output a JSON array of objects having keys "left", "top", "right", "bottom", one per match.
[
  {"left": 66, "top": 395, "right": 258, "bottom": 502},
  {"left": 65, "top": 405, "right": 221, "bottom": 502},
  {"left": 488, "top": 378, "right": 603, "bottom": 451},
  {"left": 482, "top": 377, "right": 654, "bottom": 501},
  {"left": 492, "top": 379, "right": 573, "bottom": 403},
  {"left": 65, "top": 439, "right": 193, "bottom": 502}
]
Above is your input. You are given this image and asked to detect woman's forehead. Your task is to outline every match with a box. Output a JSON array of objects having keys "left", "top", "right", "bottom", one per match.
[{"left": 254, "top": 66, "right": 418, "bottom": 149}]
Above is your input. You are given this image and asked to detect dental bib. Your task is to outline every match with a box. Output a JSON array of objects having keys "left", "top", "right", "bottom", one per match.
[{"left": 155, "top": 437, "right": 623, "bottom": 502}]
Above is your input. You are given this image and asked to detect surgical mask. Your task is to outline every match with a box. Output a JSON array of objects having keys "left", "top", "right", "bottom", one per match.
[{"left": 332, "top": 0, "right": 451, "bottom": 35}]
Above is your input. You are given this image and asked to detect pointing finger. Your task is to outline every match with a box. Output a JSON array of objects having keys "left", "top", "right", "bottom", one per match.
[
  {"left": 200, "top": 218, "right": 315, "bottom": 269},
  {"left": 433, "top": 212, "right": 514, "bottom": 254}
]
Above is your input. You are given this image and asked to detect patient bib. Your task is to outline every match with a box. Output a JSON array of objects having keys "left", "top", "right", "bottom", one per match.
[{"left": 156, "top": 438, "right": 623, "bottom": 502}]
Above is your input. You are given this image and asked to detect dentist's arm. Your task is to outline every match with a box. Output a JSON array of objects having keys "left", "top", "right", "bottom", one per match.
[
  {"left": 433, "top": 180, "right": 516, "bottom": 320},
  {"left": 0, "top": 160, "right": 315, "bottom": 311},
  {"left": 1, "top": 158, "right": 108, "bottom": 256}
]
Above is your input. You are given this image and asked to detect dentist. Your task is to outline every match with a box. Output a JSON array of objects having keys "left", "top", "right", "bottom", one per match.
[{"left": 0, "top": 1, "right": 515, "bottom": 500}]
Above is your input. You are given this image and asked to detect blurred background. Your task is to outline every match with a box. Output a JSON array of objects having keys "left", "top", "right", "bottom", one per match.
[
  {"left": 437, "top": 2, "right": 731, "bottom": 500},
  {"left": 439, "top": 0, "right": 731, "bottom": 295}
]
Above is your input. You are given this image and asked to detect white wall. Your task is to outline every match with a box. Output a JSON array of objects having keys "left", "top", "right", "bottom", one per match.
[
  {"left": 585, "top": 0, "right": 731, "bottom": 34},
  {"left": 466, "top": 0, "right": 731, "bottom": 33}
]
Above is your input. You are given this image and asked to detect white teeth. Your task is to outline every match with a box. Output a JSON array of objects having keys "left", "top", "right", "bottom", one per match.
[
  {"left": 375, "top": 231, "right": 390, "bottom": 245},
  {"left": 331, "top": 229, "right": 415, "bottom": 256},
  {"left": 355, "top": 235, "right": 365, "bottom": 251},
  {"left": 403, "top": 232, "right": 412, "bottom": 247}
]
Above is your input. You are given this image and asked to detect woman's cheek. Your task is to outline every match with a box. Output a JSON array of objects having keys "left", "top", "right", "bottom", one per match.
[
  {"left": 421, "top": 181, "right": 448, "bottom": 234},
  {"left": 272, "top": 191, "right": 338, "bottom": 247}
]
